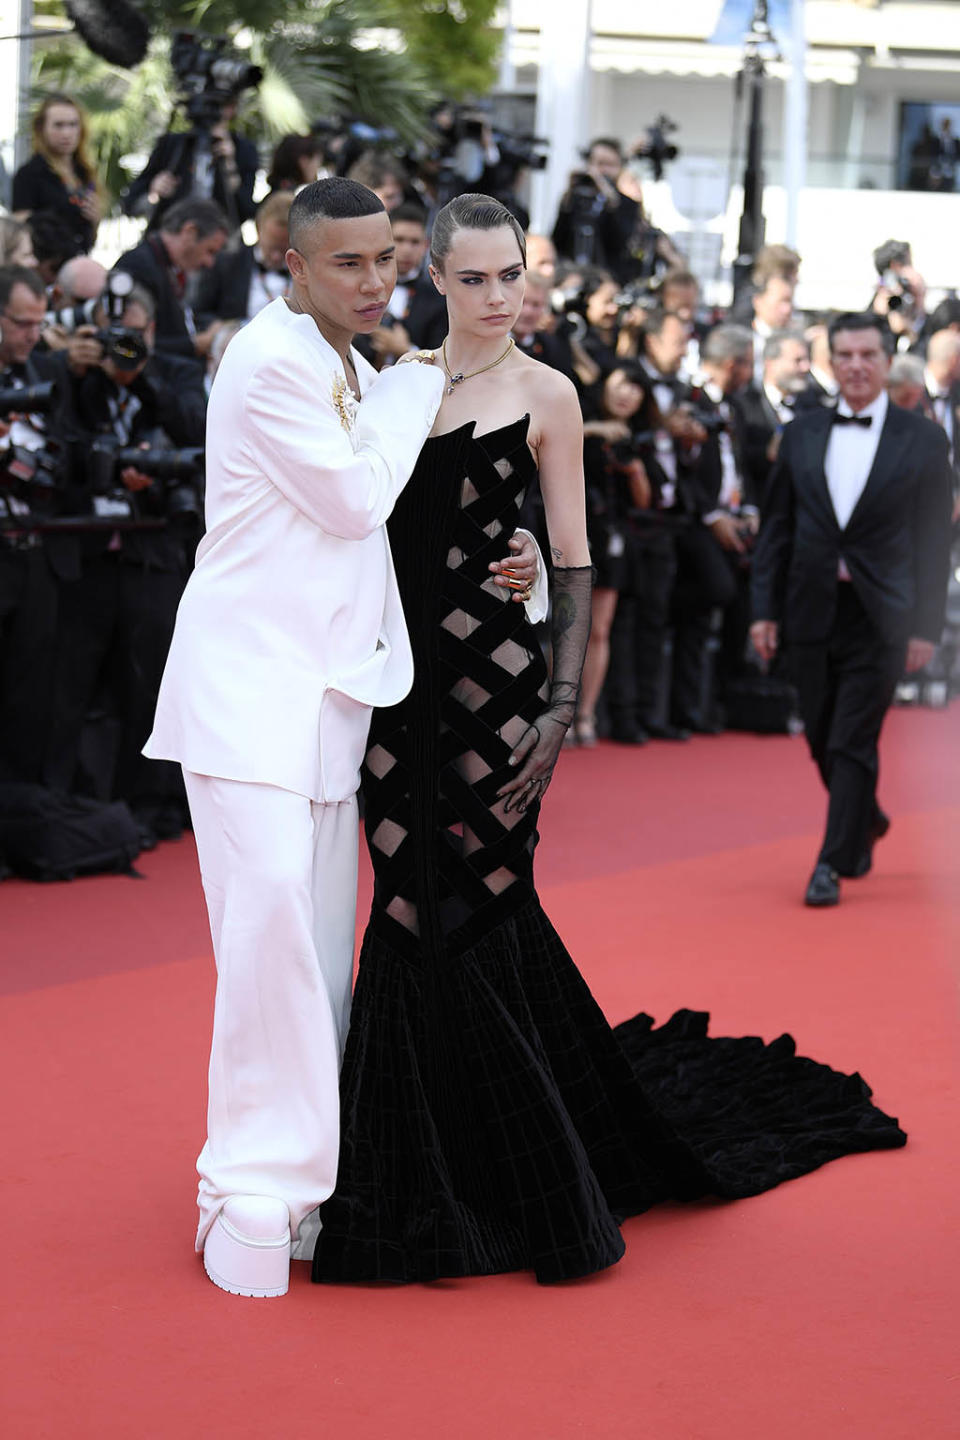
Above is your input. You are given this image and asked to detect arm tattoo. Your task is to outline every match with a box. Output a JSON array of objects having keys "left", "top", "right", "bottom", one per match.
[
  {"left": 551, "top": 546, "right": 564, "bottom": 561},
  {"left": 553, "top": 590, "right": 577, "bottom": 637}
]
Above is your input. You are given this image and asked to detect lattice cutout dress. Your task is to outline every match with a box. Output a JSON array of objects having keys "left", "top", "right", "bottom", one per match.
[{"left": 312, "top": 417, "right": 905, "bottom": 1285}]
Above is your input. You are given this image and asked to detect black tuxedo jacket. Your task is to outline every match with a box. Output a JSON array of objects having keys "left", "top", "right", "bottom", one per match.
[
  {"left": 398, "top": 274, "right": 447, "bottom": 351},
  {"left": 195, "top": 244, "right": 257, "bottom": 325},
  {"left": 689, "top": 387, "right": 758, "bottom": 515},
  {"left": 917, "top": 381, "right": 960, "bottom": 483},
  {"left": 751, "top": 402, "right": 953, "bottom": 647},
  {"left": 732, "top": 384, "right": 780, "bottom": 509},
  {"left": 113, "top": 238, "right": 203, "bottom": 377}
]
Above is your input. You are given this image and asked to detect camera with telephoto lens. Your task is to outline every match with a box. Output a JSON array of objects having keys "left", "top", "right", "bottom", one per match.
[
  {"left": 873, "top": 239, "right": 916, "bottom": 318},
  {"left": 614, "top": 279, "right": 660, "bottom": 320},
  {"left": 170, "top": 30, "right": 263, "bottom": 130},
  {"left": 0, "top": 379, "right": 64, "bottom": 508},
  {"left": 48, "top": 272, "right": 149, "bottom": 372},
  {"left": 89, "top": 436, "right": 203, "bottom": 523},
  {"left": 607, "top": 433, "right": 656, "bottom": 468}
]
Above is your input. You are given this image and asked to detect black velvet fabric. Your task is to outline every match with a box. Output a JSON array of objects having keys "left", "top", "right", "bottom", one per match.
[{"left": 312, "top": 419, "right": 906, "bottom": 1286}]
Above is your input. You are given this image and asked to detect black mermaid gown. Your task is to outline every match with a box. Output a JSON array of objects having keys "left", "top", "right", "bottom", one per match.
[{"left": 312, "top": 417, "right": 905, "bottom": 1285}]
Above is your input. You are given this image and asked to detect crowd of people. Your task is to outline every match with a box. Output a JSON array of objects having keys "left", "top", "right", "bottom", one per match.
[{"left": 1, "top": 92, "right": 958, "bottom": 871}]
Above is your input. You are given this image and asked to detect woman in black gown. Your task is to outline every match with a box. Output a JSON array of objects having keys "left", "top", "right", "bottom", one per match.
[{"left": 312, "top": 196, "right": 905, "bottom": 1286}]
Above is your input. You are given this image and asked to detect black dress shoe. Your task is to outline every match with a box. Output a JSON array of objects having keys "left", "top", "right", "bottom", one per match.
[
  {"left": 646, "top": 723, "right": 691, "bottom": 742},
  {"left": 608, "top": 724, "right": 647, "bottom": 745},
  {"left": 674, "top": 712, "right": 724, "bottom": 736},
  {"left": 850, "top": 812, "right": 891, "bottom": 879},
  {"left": 804, "top": 863, "right": 840, "bottom": 907}
]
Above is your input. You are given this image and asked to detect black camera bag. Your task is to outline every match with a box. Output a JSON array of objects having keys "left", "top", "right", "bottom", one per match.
[
  {"left": 723, "top": 674, "right": 798, "bottom": 734},
  {"left": 0, "top": 782, "right": 141, "bottom": 881}
]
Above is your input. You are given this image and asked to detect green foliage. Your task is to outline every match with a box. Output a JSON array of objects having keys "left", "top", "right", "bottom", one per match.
[
  {"left": 384, "top": 0, "right": 501, "bottom": 99},
  {"left": 30, "top": 0, "right": 504, "bottom": 204}
]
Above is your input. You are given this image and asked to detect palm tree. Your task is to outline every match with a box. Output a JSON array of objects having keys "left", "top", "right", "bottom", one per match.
[{"left": 30, "top": 0, "right": 499, "bottom": 204}]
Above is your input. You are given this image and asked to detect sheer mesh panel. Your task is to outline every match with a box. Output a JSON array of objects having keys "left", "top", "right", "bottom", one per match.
[{"left": 362, "top": 417, "right": 547, "bottom": 951}]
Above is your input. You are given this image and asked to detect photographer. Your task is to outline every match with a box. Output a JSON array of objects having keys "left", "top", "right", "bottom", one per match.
[
  {"left": 38, "top": 256, "right": 108, "bottom": 358},
  {"left": 123, "top": 97, "right": 257, "bottom": 232},
  {"left": 0, "top": 266, "right": 66, "bottom": 781},
  {"left": 552, "top": 139, "right": 640, "bottom": 281},
  {"left": 578, "top": 268, "right": 621, "bottom": 371},
  {"left": 581, "top": 363, "right": 676, "bottom": 746},
  {"left": 44, "top": 283, "right": 205, "bottom": 841},
  {"left": 671, "top": 325, "right": 754, "bottom": 732},
  {"left": 870, "top": 239, "right": 926, "bottom": 351},
  {"left": 114, "top": 198, "right": 229, "bottom": 372}
]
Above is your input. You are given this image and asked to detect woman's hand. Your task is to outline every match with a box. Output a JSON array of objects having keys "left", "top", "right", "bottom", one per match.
[
  {"left": 497, "top": 708, "right": 569, "bottom": 812},
  {"left": 490, "top": 531, "right": 538, "bottom": 602}
]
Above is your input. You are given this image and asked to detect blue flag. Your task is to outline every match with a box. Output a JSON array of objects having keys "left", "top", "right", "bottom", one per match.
[{"left": 709, "top": 0, "right": 794, "bottom": 46}]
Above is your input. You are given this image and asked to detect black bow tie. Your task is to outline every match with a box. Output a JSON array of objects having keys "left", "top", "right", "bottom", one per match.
[{"left": 832, "top": 412, "right": 872, "bottom": 428}]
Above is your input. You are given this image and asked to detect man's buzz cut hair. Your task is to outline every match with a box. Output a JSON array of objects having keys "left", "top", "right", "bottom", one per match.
[{"left": 288, "top": 178, "right": 385, "bottom": 251}]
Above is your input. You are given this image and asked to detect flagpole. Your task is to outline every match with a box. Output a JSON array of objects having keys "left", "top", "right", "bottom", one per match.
[{"left": 732, "top": 0, "right": 778, "bottom": 304}]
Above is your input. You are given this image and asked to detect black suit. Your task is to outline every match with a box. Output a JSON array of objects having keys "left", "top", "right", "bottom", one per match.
[
  {"left": 751, "top": 401, "right": 953, "bottom": 873},
  {"left": 113, "top": 236, "right": 204, "bottom": 375},
  {"left": 122, "top": 131, "right": 258, "bottom": 229},
  {"left": 917, "top": 381, "right": 960, "bottom": 493},
  {"left": 195, "top": 244, "right": 257, "bottom": 325},
  {"left": 397, "top": 274, "right": 448, "bottom": 351}
]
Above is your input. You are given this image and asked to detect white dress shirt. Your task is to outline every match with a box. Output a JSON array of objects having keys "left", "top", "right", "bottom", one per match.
[
  {"left": 824, "top": 391, "right": 887, "bottom": 578},
  {"left": 701, "top": 379, "right": 741, "bottom": 519}
]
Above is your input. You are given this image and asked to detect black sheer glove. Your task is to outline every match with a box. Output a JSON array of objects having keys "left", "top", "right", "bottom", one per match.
[{"left": 498, "top": 564, "right": 594, "bottom": 813}]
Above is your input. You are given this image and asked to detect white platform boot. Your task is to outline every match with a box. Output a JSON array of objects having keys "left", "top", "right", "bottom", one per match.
[{"left": 203, "top": 1195, "right": 291, "bottom": 1298}]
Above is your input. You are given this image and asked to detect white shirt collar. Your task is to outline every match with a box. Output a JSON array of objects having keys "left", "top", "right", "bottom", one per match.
[
  {"left": 836, "top": 390, "right": 888, "bottom": 425},
  {"left": 702, "top": 379, "right": 724, "bottom": 404}
]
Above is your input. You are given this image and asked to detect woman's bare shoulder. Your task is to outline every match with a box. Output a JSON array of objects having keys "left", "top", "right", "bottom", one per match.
[{"left": 512, "top": 347, "right": 580, "bottom": 411}]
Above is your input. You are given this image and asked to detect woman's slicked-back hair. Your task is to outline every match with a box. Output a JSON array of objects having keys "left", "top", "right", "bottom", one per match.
[
  {"left": 430, "top": 193, "right": 526, "bottom": 272},
  {"left": 288, "top": 177, "right": 385, "bottom": 251}
]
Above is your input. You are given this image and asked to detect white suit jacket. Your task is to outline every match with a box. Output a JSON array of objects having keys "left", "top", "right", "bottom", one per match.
[{"left": 144, "top": 298, "right": 446, "bottom": 802}]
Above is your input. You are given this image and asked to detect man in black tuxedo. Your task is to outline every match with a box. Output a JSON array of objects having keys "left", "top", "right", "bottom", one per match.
[
  {"left": 670, "top": 323, "right": 754, "bottom": 730},
  {"left": 114, "top": 198, "right": 229, "bottom": 375},
  {"left": 751, "top": 312, "right": 953, "bottom": 906},
  {"left": 195, "top": 192, "right": 292, "bottom": 329},
  {"left": 735, "top": 328, "right": 811, "bottom": 508}
]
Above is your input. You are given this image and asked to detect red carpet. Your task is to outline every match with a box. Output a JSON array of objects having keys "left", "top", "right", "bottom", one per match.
[{"left": 2, "top": 707, "right": 958, "bottom": 1439}]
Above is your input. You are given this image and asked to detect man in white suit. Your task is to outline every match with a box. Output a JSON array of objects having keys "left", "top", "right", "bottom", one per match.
[{"left": 144, "top": 179, "right": 541, "bottom": 1297}]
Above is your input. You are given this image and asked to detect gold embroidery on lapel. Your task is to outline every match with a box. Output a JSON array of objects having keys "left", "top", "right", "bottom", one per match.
[{"left": 331, "top": 373, "right": 358, "bottom": 434}]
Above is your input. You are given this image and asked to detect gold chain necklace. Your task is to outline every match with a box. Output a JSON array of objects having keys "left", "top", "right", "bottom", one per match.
[{"left": 441, "top": 337, "right": 515, "bottom": 396}]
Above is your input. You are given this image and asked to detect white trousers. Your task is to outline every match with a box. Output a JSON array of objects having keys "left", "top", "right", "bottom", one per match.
[{"left": 183, "top": 770, "right": 359, "bottom": 1255}]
